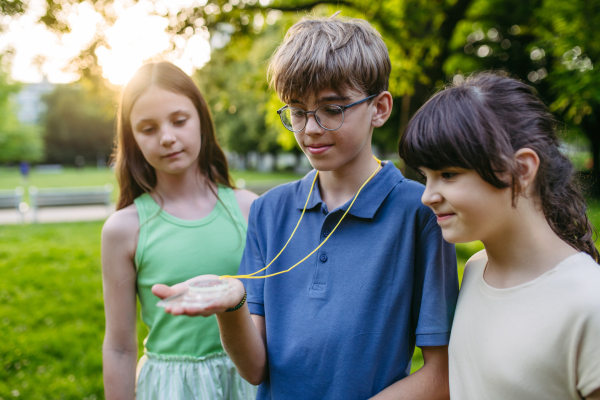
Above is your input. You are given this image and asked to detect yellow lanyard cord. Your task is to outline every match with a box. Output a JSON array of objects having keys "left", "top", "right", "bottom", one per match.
[{"left": 222, "top": 157, "right": 382, "bottom": 280}]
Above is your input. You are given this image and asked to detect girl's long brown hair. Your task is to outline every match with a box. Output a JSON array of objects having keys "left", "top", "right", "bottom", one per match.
[
  {"left": 113, "top": 62, "right": 233, "bottom": 210},
  {"left": 399, "top": 71, "right": 598, "bottom": 261}
]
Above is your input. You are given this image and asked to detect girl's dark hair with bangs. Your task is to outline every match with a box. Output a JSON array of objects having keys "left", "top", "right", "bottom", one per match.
[{"left": 399, "top": 71, "right": 598, "bottom": 261}]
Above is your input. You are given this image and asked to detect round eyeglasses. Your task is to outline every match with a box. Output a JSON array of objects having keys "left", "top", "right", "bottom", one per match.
[{"left": 277, "top": 94, "right": 379, "bottom": 132}]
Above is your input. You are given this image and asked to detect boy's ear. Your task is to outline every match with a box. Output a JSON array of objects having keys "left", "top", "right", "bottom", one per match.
[
  {"left": 514, "top": 148, "right": 540, "bottom": 193},
  {"left": 371, "top": 92, "right": 393, "bottom": 128}
]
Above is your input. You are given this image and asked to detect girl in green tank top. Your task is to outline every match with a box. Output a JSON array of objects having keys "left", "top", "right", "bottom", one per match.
[{"left": 101, "top": 62, "right": 257, "bottom": 400}]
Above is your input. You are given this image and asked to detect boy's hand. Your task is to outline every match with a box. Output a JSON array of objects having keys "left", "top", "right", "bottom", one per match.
[{"left": 152, "top": 275, "right": 246, "bottom": 317}]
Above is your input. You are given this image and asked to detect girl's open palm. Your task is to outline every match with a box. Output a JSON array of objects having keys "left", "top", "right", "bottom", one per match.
[{"left": 152, "top": 275, "right": 246, "bottom": 317}]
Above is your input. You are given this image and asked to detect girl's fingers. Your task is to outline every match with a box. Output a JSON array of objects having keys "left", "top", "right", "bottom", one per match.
[
  {"left": 151, "top": 283, "right": 176, "bottom": 299},
  {"left": 164, "top": 294, "right": 237, "bottom": 316},
  {"left": 151, "top": 275, "right": 221, "bottom": 299}
]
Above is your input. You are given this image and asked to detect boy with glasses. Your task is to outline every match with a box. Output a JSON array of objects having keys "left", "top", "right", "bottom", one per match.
[{"left": 154, "top": 15, "right": 458, "bottom": 399}]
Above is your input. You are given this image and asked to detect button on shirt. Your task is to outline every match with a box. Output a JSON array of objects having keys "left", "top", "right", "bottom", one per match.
[{"left": 239, "top": 161, "right": 458, "bottom": 400}]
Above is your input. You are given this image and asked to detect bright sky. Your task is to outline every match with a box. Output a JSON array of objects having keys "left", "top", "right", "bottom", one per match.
[{"left": 0, "top": 0, "right": 213, "bottom": 85}]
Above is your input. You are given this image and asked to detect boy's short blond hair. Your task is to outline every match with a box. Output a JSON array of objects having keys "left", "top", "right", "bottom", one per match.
[{"left": 268, "top": 15, "right": 391, "bottom": 103}]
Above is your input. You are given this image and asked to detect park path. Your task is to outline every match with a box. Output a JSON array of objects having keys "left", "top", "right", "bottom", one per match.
[
  {"left": 0, "top": 205, "right": 114, "bottom": 225},
  {"left": 0, "top": 181, "right": 290, "bottom": 225}
]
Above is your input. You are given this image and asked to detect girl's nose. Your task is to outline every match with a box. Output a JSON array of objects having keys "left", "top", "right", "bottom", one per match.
[{"left": 160, "top": 128, "right": 176, "bottom": 147}]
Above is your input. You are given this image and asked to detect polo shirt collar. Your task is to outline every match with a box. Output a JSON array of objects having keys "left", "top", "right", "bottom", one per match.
[{"left": 295, "top": 161, "right": 404, "bottom": 219}]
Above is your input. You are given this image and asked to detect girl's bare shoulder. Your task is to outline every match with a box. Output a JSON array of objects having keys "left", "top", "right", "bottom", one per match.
[{"left": 102, "top": 203, "right": 139, "bottom": 244}]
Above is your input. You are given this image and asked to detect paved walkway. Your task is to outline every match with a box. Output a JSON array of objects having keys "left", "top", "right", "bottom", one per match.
[
  {"left": 0, "top": 181, "right": 290, "bottom": 225},
  {"left": 0, "top": 205, "right": 115, "bottom": 225}
]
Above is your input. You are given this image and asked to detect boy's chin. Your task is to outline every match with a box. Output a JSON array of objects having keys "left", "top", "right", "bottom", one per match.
[{"left": 305, "top": 156, "right": 338, "bottom": 172}]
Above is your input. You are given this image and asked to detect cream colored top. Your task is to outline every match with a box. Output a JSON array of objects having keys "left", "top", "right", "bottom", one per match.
[{"left": 449, "top": 251, "right": 600, "bottom": 399}]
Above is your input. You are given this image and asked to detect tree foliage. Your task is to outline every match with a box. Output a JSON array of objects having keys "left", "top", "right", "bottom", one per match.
[
  {"left": 195, "top": 27, "right": 279, "bottom": 157},
  {"left": 0, "top": 62, "right": 44, "bottom": 163},
  {"left": 42, "top": 81, "right": 115, "bottom": 165},
  {"left": 4, "top": 0, "right": 599, "bottom": 178},
  {"left": 0, "top": 0, "right": 25, "bottom": 18},
  {"left": 535, "top": 0, "right": 600, "bottom": 179}
]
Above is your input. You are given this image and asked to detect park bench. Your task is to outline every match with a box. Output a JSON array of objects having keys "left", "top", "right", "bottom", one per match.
[
  {"left": 0, "top": 187, "right": 25, "bottom": 222},
  {"left": 29, "top": 184, "right": 113, "bottom": 223}
]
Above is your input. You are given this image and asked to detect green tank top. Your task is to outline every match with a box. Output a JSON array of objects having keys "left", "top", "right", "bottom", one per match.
[{"left": 134, "top": 185, "right": 247, "bottom": 358}]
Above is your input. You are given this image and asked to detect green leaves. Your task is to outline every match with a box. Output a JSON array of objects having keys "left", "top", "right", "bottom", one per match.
[
  {"left": 536, "top": 0, "right": 600, "bottom": 126},
  {"left": 41, "top": 82, "right": 115, "bottom": 165},
  {"left": 0, "top": 64, "right": 44, "bottom": 163},
  {"left": 0, "top": 125, "right": 44, "bottom": 163}
]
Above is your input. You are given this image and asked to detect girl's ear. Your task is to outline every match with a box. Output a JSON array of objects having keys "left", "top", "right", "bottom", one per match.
[
  {"left": 514, "top": 148, "right": 540, "bottom": 193},
  {"left": 371, "top": 91, "right": 393, "bottom": 128}
]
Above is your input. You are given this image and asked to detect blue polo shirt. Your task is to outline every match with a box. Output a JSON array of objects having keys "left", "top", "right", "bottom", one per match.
[{"left": 239, "top": 161, "right": 458, "bottom": 400}]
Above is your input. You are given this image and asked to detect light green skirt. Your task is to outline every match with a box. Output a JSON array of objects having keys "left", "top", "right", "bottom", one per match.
[{"left": 136, "top": 352, "right": 257, "bottom": 400}]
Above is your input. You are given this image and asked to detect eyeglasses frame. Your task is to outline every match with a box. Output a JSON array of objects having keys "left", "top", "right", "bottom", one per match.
[{"left": 276, "top": 93, "right": 380, "bottom": 132}]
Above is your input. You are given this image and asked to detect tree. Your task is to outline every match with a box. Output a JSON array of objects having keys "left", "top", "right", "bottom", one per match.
[
  {"left": 0, "top": 61, "right": 44, "bottom": 163},
  {"left": 536, "top": 0, "right": 600, "bottom": 188},
  {"left": 4, "top": 0, "right": 473, "bottom": 158},
  {"left": 437, "top": 0, "right": 600, "bottom": 188},
  {"left": 0, "top": 0, "right": 25, "bottom": 18},
  {"left": 0, "top": 126, "right": 44, "bottom": 163},
  {"left": 195, "top": 29, "right": 274, "bottom": 159},
  {"left": 42, "top": 80, "right": 115, "bottom": 165},
  {"left": 8, "top": 0, "right": 599, "bottom": 177},
  {"left": 196, "top": 19, "right": 314, "bottom": 170},
  {"left": 443, "top": 0, "right": 546, "bottom": 86}
]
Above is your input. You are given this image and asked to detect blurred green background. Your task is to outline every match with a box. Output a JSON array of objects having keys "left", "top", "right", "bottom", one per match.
[{"left": 1, "top": 0, "right": 600, "bottom": 398}]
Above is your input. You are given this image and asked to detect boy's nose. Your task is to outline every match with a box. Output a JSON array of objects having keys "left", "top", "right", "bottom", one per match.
[{"left": 304, "top": 113, "right": 324, "bottom": 136}]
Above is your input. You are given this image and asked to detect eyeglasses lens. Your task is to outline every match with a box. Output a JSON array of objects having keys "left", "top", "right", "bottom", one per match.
[
  {"left": 315, "top": 106, "right": 344, "bottom": 130},
  {"left": 280, "top": 106, "right": 344, "bottom": 132},
  {"left": 280, "top": 108, "right": 305, "bottom": 131}
]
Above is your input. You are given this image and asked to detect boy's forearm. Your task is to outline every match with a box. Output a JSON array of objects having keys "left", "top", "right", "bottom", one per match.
[
  {"left": 216, "top": 304, "right": 268, "bottom": 385},
  {"left": 103, "top": 347, "right": 137, "bottom": 400}
]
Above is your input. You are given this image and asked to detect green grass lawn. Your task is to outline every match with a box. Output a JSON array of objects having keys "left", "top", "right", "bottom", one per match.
[
  {"left": 0, "top": 222, "right": 105, "bottom": 399},
  {"left": 0, "top": 222, "right": 151, "bottom": 400}
]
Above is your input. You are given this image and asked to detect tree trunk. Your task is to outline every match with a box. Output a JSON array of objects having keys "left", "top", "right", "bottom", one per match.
[{"left": 399, "top": 94, "right": 412, "bottom": 136}]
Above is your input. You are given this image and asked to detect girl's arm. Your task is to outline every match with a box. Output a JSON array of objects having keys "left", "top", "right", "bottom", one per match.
[{"left": 101, "top": 206, "right": 139, "bottom": 400}]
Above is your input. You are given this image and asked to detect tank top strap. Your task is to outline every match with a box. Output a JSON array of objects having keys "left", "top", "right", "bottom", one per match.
[
  {"left": 134, "top": 193, "right": 158, "bottom": 224},
  {"left": 218, "top": 185, "right": 246, "bottom": 228},
  {"left": 133, "top": 193, "right": 158, "bottom": 270}
]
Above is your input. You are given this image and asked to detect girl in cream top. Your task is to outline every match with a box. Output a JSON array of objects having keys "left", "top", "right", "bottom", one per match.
[{"left": 398, "top": 72, "right": 600, "bottom": 399}]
